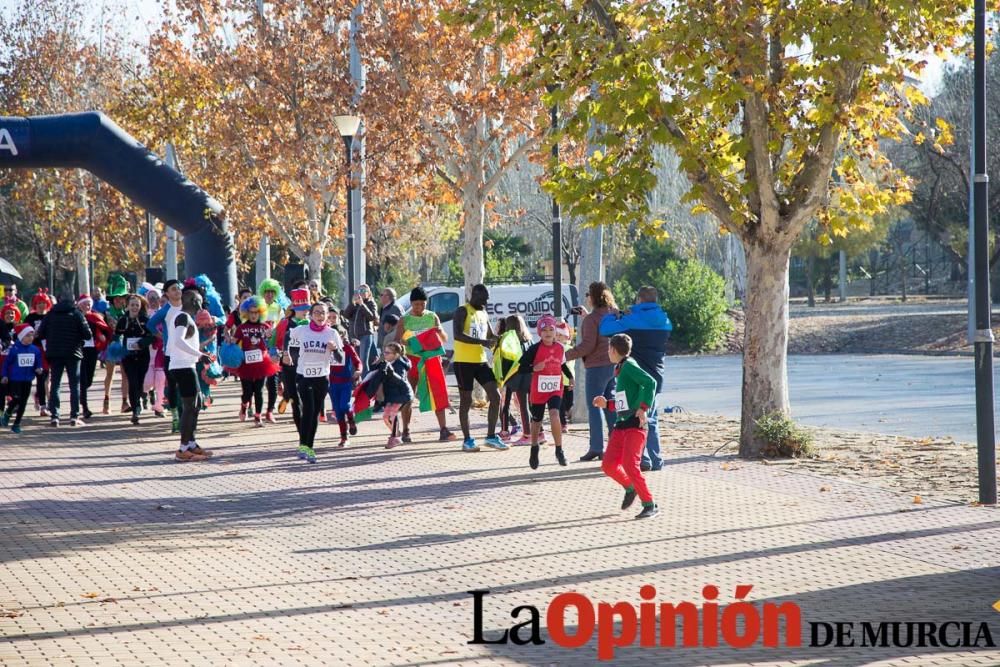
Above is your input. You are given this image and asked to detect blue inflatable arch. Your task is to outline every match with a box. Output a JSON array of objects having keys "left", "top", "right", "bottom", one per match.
[{"left": 0, "top": 112, "right": 237, "bottom": 304}]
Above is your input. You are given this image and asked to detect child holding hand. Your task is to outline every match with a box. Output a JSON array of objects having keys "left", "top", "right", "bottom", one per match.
[
  {"left": 373, "top": 342, "right": 413, "bottom": 449},
  {"left": 518, "top": 315, "right": 572, "bottom": 469},
  {"left": 593, "top": 333, "right": 659, "bottom": 520},
  {"left": 1, "top": 325, "right": 44, "bottom": 433}
]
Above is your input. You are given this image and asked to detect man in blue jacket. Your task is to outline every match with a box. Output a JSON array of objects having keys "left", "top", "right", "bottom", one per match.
[{"left": 599, "top": 286, "right": 672, "bottom": 470}]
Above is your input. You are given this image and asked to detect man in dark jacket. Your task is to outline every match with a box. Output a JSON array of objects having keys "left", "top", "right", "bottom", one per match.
[
  {"left": 343, "top": 283, "right": 378, "bottom": 375},
  {"left": 377, "top": 287, "right": 403, "bottom": 350},
  {"left": 36, "top": 294, "right": 92, "bottom": 426},
  {"left": 599, "top": 286, "right": 672, "bottom": 471}
]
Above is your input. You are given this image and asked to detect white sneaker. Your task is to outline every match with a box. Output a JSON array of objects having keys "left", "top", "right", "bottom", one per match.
[{"left": 69, "top": 418, "right": 81, "bottom": 427}]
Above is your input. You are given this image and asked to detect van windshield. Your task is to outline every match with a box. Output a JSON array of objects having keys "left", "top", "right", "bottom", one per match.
[{"left": 429, "top": 292, "right": 460, "bottom": 323}]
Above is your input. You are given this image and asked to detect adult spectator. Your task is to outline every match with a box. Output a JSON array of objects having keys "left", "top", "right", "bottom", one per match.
[
  {"left": 307, "top": 278, "right": 323, "bottom": 303},
  {"left": 377, "top": 287, "right": 403, "bottom": 349},
  {"left": 4, "top": 284, "right": 28, "bottom": 321},
  {"left": 343, "top": 283, "right": 378, "bottom": 374},
  {"left": 566, "top": 281, "right": 619, "bottom": 462},
  {"left": 599, "top": 286, "right": 672, "bottom": 471},
  {"left": 36, "top": 293, "right": 92, "bottom": 427}
]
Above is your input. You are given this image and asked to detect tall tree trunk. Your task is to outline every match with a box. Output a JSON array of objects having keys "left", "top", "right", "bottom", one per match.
[
  {"left": 461, "top": 185, "right": 486, "bottom": 298},
  {"left": 305, "top": 247, "right": 323, "bottom": 285},
  {"left": 740, "top": 240, "right": 791, "bottom": 458}
]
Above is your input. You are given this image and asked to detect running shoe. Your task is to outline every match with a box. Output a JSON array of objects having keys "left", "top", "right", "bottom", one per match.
[
  {"left": 11, "top": 424, "right": 21, "bottom": 434},
  {"left": 338, "top": 437, "right": 349, "bottom": 448},
  {"left": 131, "top": 416, "right": 140, "bottom": 426},
  {"left": 514, "top": 435, "right": 532, "bottom": 446},
  {"left": 499, "top": 430, "right": 511, "bottom": 441},
  {"left": 462, "top": 438, "right": 481, "bottom": 453},
  {"left": 635, "top": 504, "right": 660, "bottom": 520},
  {"left": 240, "top": 404, "right": 248, "bottom": 422},
  {"left": 529, "top": 446, "right": 539, "bottom": 469},
  {"left": 50, "top": 418, "right": 59, "bottom": 427},
  {"left": 305, "top": 448, "right": 317, "bottom": 464},
  {"left": 439, "top": 429, "right": 457, "bottom": 442},
  {"left": 39, "top": 407, "right": 49, "bottom": 417},
  {"left": 483, "top": 435, "right": 509, "bottom": 451},
  {"left": 82, "top": 407, "right": 93, "bottom": 420},
  {"left": 69, "top": 418, "right": 81, "bottom": 427},
  {"left": 189, "top": 443, "right": 213, "bottom": 458},
  {"left": 385, "top": 436, "right": 401, "bottom": 449},
  {"left": 297, "top": 445, "right": 309, "bottom": 460},
  {"left": 510, "top": 424, "right": 521, "bottom": 437},
  {"left": 621, "top": 488, "right": 638, "bottom": 510},
  {"left": 254, "top": 415, "right": 264, "bottom": 428},
  {"left": 265, "top": 411, "right": 277, "bottom": 424},
  {"left": 348, "top": 421, "right": 358, "bottom": 436},
  {"left": 555, "top": 447, "right": 567, "bottom": 466},
  {"left": 278, "top": 398, "right": 289, "bottom": 415},
  {"left": 401, "top": 431, "right": 412, "bottom": 443},
  {"left": 175, "top": 449, "right": 208, "bottom": 462},
  {"left": 153, "top": 410, "right": 165, "bottom": 418}
]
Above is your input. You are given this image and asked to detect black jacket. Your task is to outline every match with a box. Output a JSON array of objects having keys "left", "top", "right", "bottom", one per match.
[{"left": 36, "top": 301, "right": 92, "bottom": 360}]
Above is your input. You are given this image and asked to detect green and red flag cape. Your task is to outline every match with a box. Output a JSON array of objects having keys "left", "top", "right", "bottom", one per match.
[
  {"left": 352, "top": 370, "right": 380, "bottom": 422},
  {"left": 404, "top": 329, "right": 450, "bottom": 412}
]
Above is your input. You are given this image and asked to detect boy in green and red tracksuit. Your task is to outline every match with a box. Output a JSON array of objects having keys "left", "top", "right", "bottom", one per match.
[{"left": 593, "top": 333, "right": 659, "bottom": 520}]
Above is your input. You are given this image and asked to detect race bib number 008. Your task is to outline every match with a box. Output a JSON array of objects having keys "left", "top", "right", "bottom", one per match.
[
  {"left": 302, "top": 365, "right": 326, "bottom": 378},
  {"left": 614, "top": 391, "right": 628, "bottom": 412},
  {"left": 17, "top": 354, "right": 33, "bottom": 368},
  {"left": 244, "top": 349, "right": 263, "bottom": 364},
  {"left": 536, "top": 375, "right": 561, "bottom": 393}
]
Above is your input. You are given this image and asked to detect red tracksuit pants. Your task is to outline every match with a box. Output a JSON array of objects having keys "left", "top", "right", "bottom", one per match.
[{"left": 602, "top": 427, "right": 653, "bottom": 503}]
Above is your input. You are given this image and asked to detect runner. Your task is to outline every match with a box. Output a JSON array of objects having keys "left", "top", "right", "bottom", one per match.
[
  {"left": 373, "top": 341, "right": 413, "bottom": 449},
  {"left": 394, "top": 286, "right": 455, "bottom": 444},
  {"left": 146, "top": 279, "right": 183, "bottom": 433},
  {"left": 142, "top": 287, "right": 166, "bottom": 418},
  {"left": 493, "top": 314, "right": 532, "bottom": 445},
  {"left": 114, "top": 295, "right": 152, "bottom": 425},
  {"left": 594, "top": 333, "right": 659, "bottom": 519},
  {"left": 451, "top": 284, "right": 507, "bottom": 452},
  {"left": 232, "top": 296, "right": 281, "bottom": 427},
  {"left": 168, "top": 284, "right": 213, "bottom": 461},
  {"left": 327, "top": 314, "right": 361, "bottom": 447},
  {"left": 0, "top": 324, "right": 43, "bottom": 433},
  {"left": 75, "top": 295, "right": 112, "bottom": 421},
  {"left": 257, "top": 278, "right": 287, "bottom": 421},
  {"left": 102, "top": 275, "right": 130, "bottom": 414},
  {"left": 286, "top": 301, "right": 341, "bottom": 464},
  {"left": 0, "top": 300, "right": 19, "bottom": 417},
  {"left": 517, "top": 315, "right": 572, "bottom": 469},
  {"left": 25, "top": 289, "right": 54, "bottom": 417},
  {"left": 274, "top": 289, "right": 310, "bottom": 427}
]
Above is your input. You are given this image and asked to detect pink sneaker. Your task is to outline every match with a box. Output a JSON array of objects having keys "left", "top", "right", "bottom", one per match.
[
  {"left": 499, "top": 430, "right": 511, "bottom": 441},
  {"left": 265, "top": 411, "right": 277, "bottom": 424},
  {"left": 385, "top": 436, "right": 401, "bottom": 449},
  {"left": 514, "top": 435, "right": 532, "bottom": 446}
]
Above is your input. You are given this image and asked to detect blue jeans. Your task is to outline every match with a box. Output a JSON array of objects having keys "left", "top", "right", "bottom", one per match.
[
  {"left": 359, "top": 334, "right": 375, "bottom": 376},
  {"left": 48, "top": 357, "right": 81, "bottom": 420},
  {"left": 643, "top": 396, "right": 661, "bottom": 468},
  {"left": 584, "top": 365, "right": 615, "bottom": 455}
]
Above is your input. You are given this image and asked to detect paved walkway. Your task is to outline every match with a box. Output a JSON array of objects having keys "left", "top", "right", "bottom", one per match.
[{"left": 1, "top": 381, "right": 999, "bottom": 666}]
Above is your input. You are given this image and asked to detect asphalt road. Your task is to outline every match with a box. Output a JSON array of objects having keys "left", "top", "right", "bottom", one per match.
[{"left": 664, "top": 354, "right": 985, "bottom": 442}]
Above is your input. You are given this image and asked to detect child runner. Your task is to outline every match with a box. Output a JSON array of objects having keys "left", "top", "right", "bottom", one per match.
[
  {"left": 1, "top": 324, "right": 43, "bottom": 433},
  {"left": 374, "top": 341, "right": 413, "bottom": 449},
  {"left": 103, "top": 275, "right": 130, "bottom": 414},
  {"left": 517, "top": 315, "right": 572, "bottom": 469},
  {"left": 143, "top": 288, "right": 167, "bottom": 418},
  {"left": 286, "top": 302, "right": 341, "bottom": 463},
  {"left": 257, "top": 278, "right": 288, "bottom": 421},
  {"left": 556, "top": 320, "right": 576, "bottom": 429},
  {"left": 25, "top": 289, "right": 54, "bottom": 416},
  {"left": 594, "top": 333, "right": 659, "bottom": 519},
  {"left": 77, "top": 295, "right": 113, "bottom": 420},
  {"left": 493, "top": 314, "right": 532, "bottom": 445},
  {"left": 275, "top": 289, "right": 310, "bottom": 423},
  {"left": 0, "top": 300, "right": 21, "bottom": 416},
  {"left": 328, "top": 331, "right": 361, "bottom": 447},
  {"left": 114, "top": 295, "right": 152, "bottom": 425},
  {"left": 233, "top": 296, "right": 280, "bottom": 427}
]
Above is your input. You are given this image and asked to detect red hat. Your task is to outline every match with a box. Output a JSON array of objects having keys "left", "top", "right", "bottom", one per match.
[
  {"left": 14, "top": 323, "right": 34, "bottom": 342},
  {"left": 1, "top": 300, "right": 21, "bottom": 323},
  {"left": 31, "top": 288, "right": 54, "bottom": 310},
  {"left": 77, "top": 294, "right": 94, "bottom": 306},
  {"left": 290, "top": 288, "right": 310, "bottom": 311}
]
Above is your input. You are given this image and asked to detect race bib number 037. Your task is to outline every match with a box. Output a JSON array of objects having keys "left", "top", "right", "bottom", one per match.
[
  {"left": 302, "top": 365, "right": 326, "bottom": 378},
  {"left": 537, "top": 375, "right": 561, "bottom": 393}
]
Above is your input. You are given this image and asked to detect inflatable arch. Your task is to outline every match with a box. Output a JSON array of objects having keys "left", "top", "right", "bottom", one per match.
[{"left": 0, "top": 112, "right": 237, "bottom": 304}]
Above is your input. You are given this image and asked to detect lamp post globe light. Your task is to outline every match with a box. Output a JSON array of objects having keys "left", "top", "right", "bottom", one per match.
[{"left": 334, "top": 114, "right": 361, "bottom": 298}]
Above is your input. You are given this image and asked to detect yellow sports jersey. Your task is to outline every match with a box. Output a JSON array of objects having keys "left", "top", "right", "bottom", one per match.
[{"left": 453, "top": 304, "right": 488, "bottom": 364}]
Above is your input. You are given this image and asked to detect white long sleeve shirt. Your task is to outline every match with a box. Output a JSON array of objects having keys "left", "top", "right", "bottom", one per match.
[{"left": 288, "top": 324, "right": 342, "bottom": 378}]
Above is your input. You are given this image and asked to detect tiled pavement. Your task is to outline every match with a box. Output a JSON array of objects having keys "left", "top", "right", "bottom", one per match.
[{"left": 1, "top": 381, "right": 999, "bottom": 666}]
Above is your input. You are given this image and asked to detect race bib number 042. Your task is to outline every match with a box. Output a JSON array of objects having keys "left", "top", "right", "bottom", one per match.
[
  {"left": 614, "top": 390, "right": 628, "bottom": 412},
  {"left": 537, "top": 375, "right": 561, "bottom": 393}
]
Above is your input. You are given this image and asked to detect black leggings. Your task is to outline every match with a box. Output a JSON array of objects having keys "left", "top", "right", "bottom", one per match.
[
  {"left": 502, "top": 386, "right": 529, "bottom": 433},
  {"left": 265, "top": 373, "right": 278, "bottom": 412},
  {"left": 296, "top": 376, "right": 329, "bottom": 449},
  {"left": 282, "top": 364, "right": 301, "bottom": 429},
  {"left": 80, "top": 348, "right": 99, "bottom": 409},
  {"left": 560, "top": 387, "right": 574, "bottom": 426},
  {"left": 6, "top": 381, "right": 31, "bottom": 425},
  {"left": 169, "top": 368, "right": 200, "bottom": 445},
  {"left": 35, "top": 369, "right": 48, "bottom": 407},
  {"left": 123, "top": 354, "right": 149, "bottom": 417},
  {"left": 241, "top": 378, "right": 265, "bottom": 414}
]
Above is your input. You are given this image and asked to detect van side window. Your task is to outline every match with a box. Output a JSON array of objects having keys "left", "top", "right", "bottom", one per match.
[{"left": 430, "top": 292, "right": 460, "bottom": 323}]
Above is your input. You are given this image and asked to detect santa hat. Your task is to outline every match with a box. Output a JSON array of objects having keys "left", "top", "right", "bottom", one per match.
[
  {"left": 289, "top": 288, "right": 310, "bottom": 312},
  {"left": 77, "top": 294, "right": 94, "bottom": 307},
  {"left": 14, "top": 323, "right": 34, "bottom": 342},
  {"left": 31, "top": 289, "right": 54, "bottom": 310},
  {"left": 554, "top": 319, "right": 570, "bottom": 336}
]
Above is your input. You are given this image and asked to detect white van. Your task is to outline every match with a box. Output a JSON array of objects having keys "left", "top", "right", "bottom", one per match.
[{"left": 395, "top": 282, "right": 581, "bottom": 352}]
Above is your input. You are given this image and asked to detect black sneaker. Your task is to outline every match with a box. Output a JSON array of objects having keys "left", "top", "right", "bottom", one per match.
[
  {"left": 621, "top": 488, "right": 638, "bottom": 510},
  {"left": 635, "top": 504, "right": 660, "bottom": 520},
  {"left": 349, "top": 422, "right": 358, "bottom": 436},
  {"left": 640, "top": 462, "right": 652, "bottom": 472},
  {"left": 401, "top": 431, "right": 412, "bottom": 443},
  {"left": 555, "top": 447, "right": 567, "bottom": 466},
  {"left": 49, "top": 418, "right": 59, "bottom": 427},
  {"left": 529, "top": 446, "right": 539, "bottom": 470},
  {"left": 579, "top": 451, "right": 602, "bottom": 462}
]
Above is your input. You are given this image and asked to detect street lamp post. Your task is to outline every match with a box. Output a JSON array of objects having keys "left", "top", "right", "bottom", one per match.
[{"left": 334, "top": 114, "right": 361, "bottom": 299}]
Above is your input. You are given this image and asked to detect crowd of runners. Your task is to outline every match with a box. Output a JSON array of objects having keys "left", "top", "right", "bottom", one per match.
[{"left": 0, "top": 276, "right": 670, "bottom": 519}]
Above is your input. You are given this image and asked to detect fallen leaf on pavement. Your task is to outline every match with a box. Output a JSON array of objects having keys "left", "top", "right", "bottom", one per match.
[
  {"left": 81, "top": 592, "right": 99, "bottom": 599},
  {"left": 913, "top": 495, "right": 923, "bottom": 504}
]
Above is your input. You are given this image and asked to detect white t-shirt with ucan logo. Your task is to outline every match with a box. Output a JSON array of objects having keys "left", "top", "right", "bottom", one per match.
[{"left": 288, "top": 324, "right": 342, "bottom": 379}]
